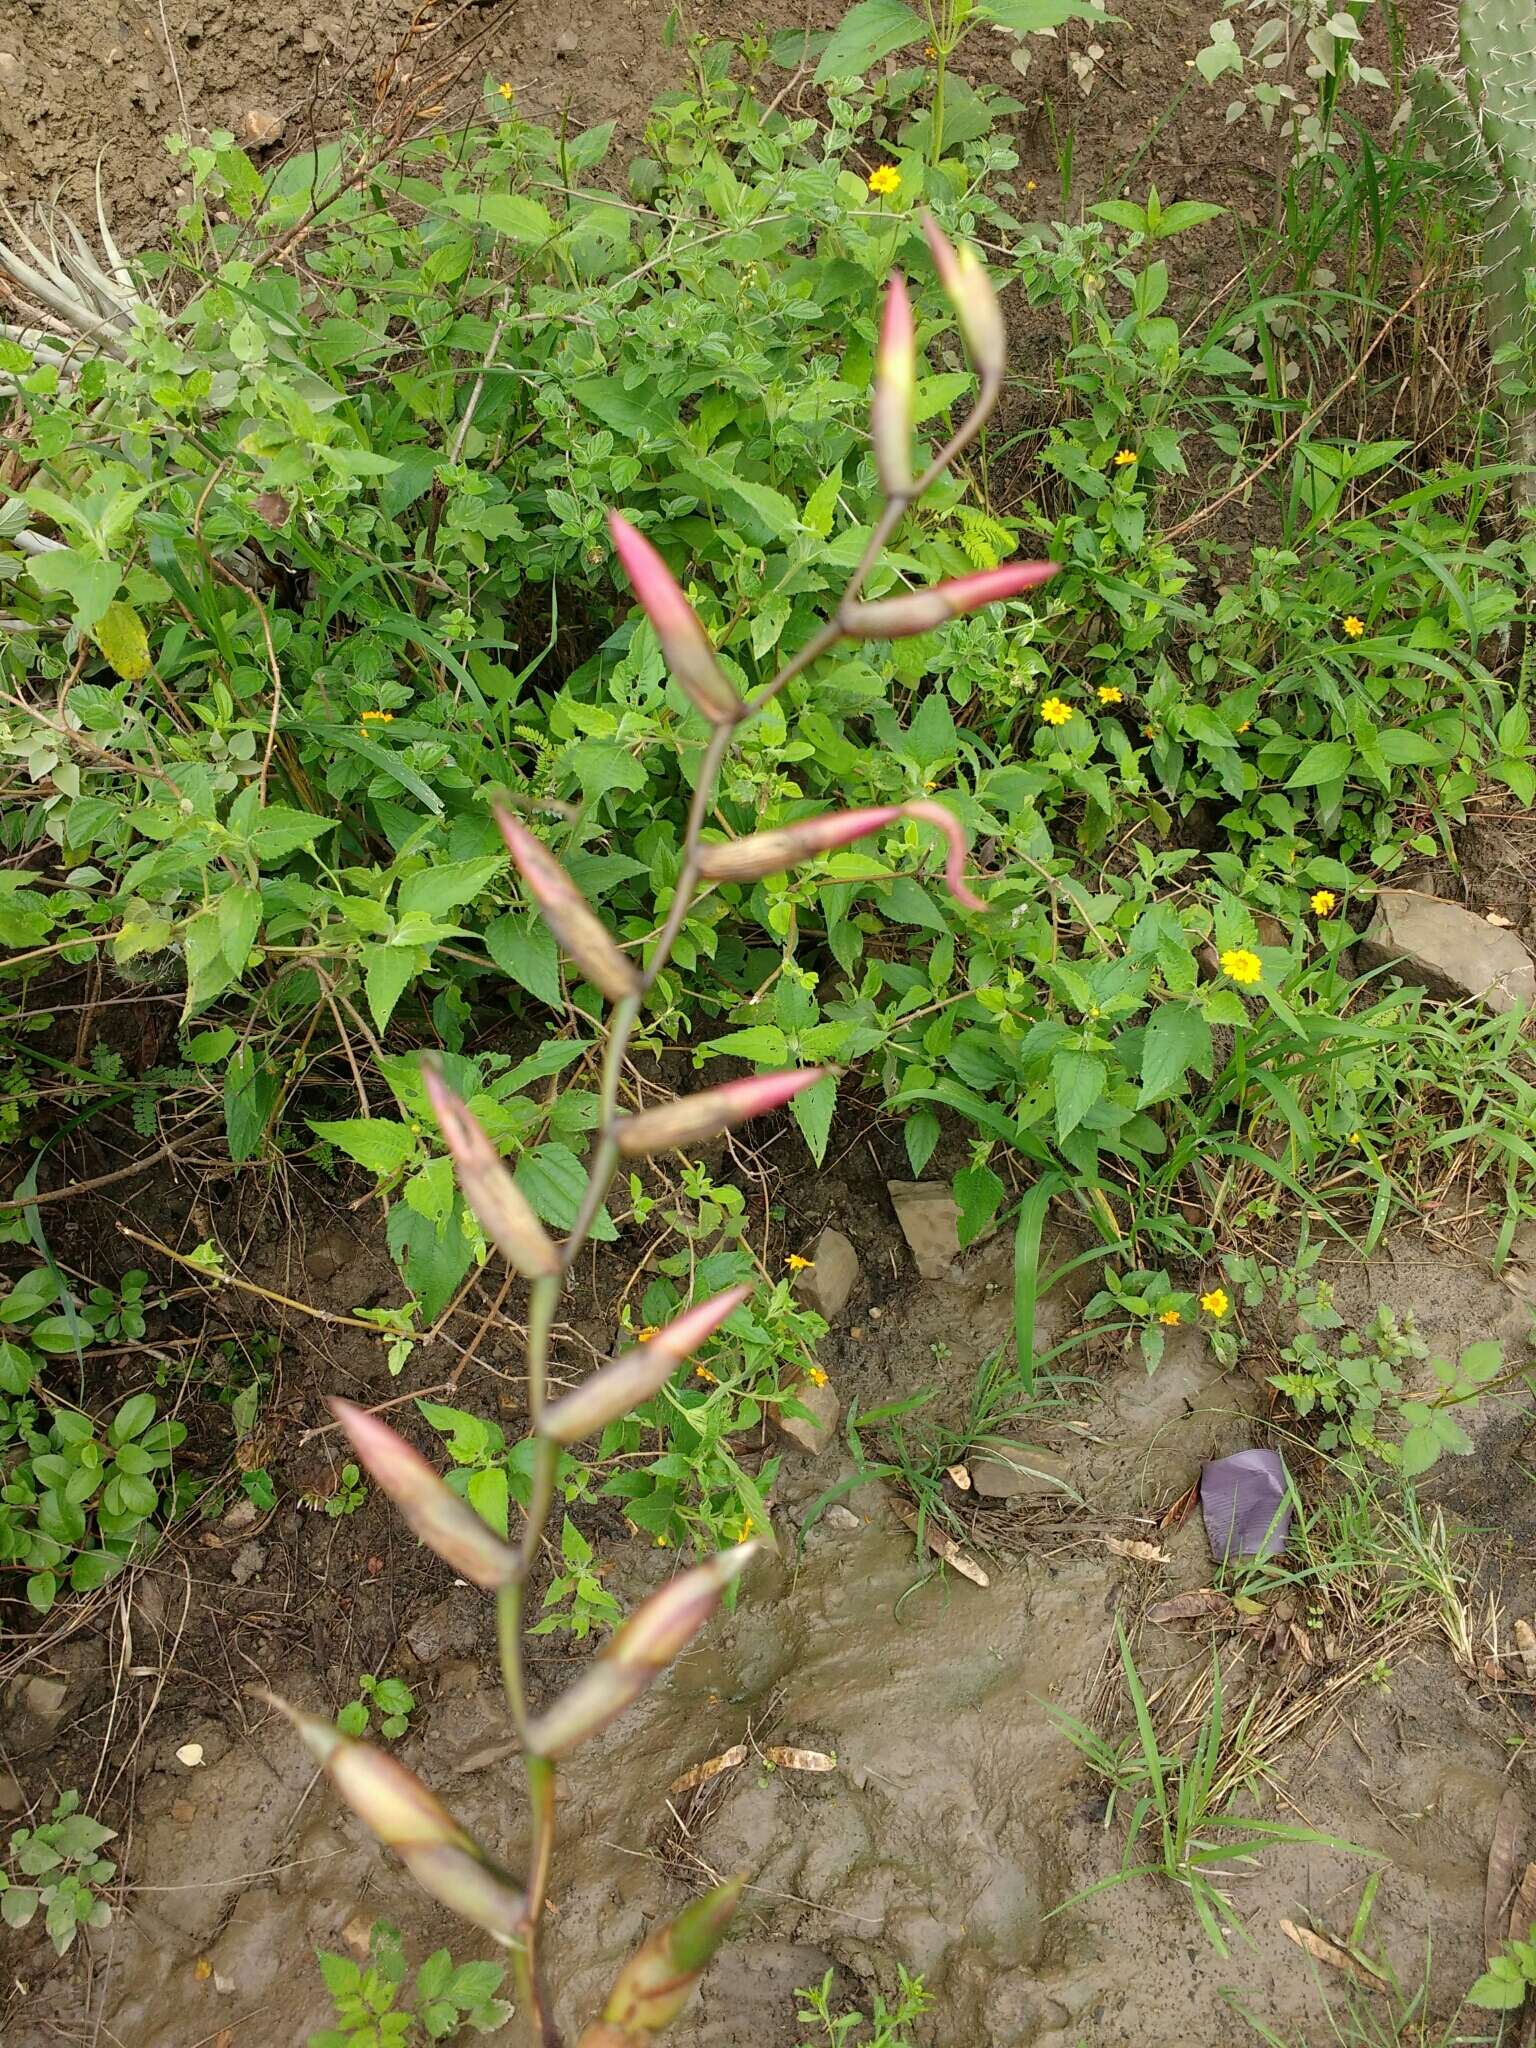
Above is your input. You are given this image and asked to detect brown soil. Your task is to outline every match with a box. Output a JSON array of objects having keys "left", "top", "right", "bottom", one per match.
[{"left": 4, "top": 4, "right": 1526, "bottom": 2048}]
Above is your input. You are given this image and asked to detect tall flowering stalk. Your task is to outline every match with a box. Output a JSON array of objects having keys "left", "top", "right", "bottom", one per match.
[{"left": 270, "top": 215, "right": 1055, "bottom": 2047}]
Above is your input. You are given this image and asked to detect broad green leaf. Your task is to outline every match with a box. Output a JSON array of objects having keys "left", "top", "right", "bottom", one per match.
[
  {"left": 309, "top": 1118, "right": 419, "bottom": 1177},
  {"left": 677, "top": 454, "right": 798, "bottom": 543},
  {"left": 110, "top": 1393, "right": 156, "bottom": 1443},
  {"left": 791, "top": 1072, "right": 837, "bottom": 1165},
  {"left": 975, "top": 0, "right": 1101, "bottom": 27},
  {"left": 1052, "top": 1049, "right": 1106, "bottom": 1142},
  {"left": 953, "top": 1162, "right": 1005, "bottom": 1247},
  {"left": 1286, "top": 741, "right": 1354, "bottom": 788},
  {"left": 365, "top": 945, "right": 420, "bottom": 1033},
  {"left": 437, "top": 190, "right": 556, "bottom": 242},
  {"left": 1137, "top": 1003, "right": 1213, "bottom": 1107},
  {"left": 90, "top": 601, "right": 150, "bottom": 680},
  {"left": 515, "top": 1144, "right": 616, "bottom": 1240},
  {"left": 397, "top": 857, "right": 504, "bottom": 921},
  {"left": 814, "top": 0, "right": 925, "bottom": 79},
  {"left": 218, "top": 884, "right": 262, "bottom": 973},
  {"left": 225, "top": 1044, "right": 278, "bottom": 1163},
  {"left": 485, "top": 913, "right": 563, "bottom": 1008},
  {"left": 26, "top": 548, "right": 121, "bottom": 634}
]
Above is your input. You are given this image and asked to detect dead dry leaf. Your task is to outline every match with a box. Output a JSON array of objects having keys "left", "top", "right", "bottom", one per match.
[
  {"left": 1486, "top": 911, "right": 1516, "bottom": 928},
  {"left": 175, "top": 1741, "right": 205, "bottom": 1768},
  {"left": 947, "top": 1464, "right": 972, "bottom": 1491},
  {"left": 667, "top": 1745, "right": 748, "bottom": 1797},
  {"left": 762, "top": 1746, "right": 838, "bottom": 1772},
  {"left": 887, "top": 1496, "right": 989, "bottom": 1587},
  {"left": 1105, "top": 1536, "right": 1170, "bottom": 1564},
  {"left": 1280, "top": 1919, "right": 1387, "bottom": 1990},
  {"left": 1147, "top": 1589, "right": 1235, "bottom": 1628},
  {"left": 1511, "top": 1863, "right": 1536, "bottom": 1945},
  {"left": 1515, "top": 1619, "right": 1536, "bottom": 1685},
  {"left": 1486, "top": 1787, "right": 1524, "bottom": 1962}
]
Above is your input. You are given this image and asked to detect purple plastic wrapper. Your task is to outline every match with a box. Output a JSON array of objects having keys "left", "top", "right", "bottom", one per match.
[{"left": 1200, "top": 1449, "right": 1292, "bottom": 1562}]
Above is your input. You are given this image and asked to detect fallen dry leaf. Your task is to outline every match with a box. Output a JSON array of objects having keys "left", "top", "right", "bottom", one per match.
[
  {"left": 176, "top": 1741, "right": 205, "bottom": 1768},
  {"left": 1147, "top": 1589, "right": 1235, "bottom": 1628},
  {"left": 341, "top": 1914, "right": 374, "bottom": 1957},
  {"left": 887, "top": 1496, "right": 989, "bottom": 1587},
  {"left": 762, "top": 1746, "right": 837, "bottom": 1773},
  {"left": 1280, "top": 1919, "right": 1387, "bottom": 1989},
  {"left": 947, "top": 1464, "right": 972, "bottom": 1491},
  {"left": 1515, "top": 1619, "right": 1536, "bottom": 1685},
  {"left": 1288, "top": 1622, "right": 1315, "bottom": 1665},
  {"left": 1105, "top": 1536, "right": 1169, "bottom": 1564},
  {"left": 1487, "top": 1788, "right": 1524, "bottom": 1962},
  {"left": 1157, "top": 1479, "right": 1201, "bottom": 1532},
  {"left": 1511, "top": 1863, "right": 1536, "bottom": 1945},
  {"left": 667, "top": 1745, "right": 748, "bottom": 1797},
  {"left": 1486, "top": 910, "right": 1516, "bottom": 928}
]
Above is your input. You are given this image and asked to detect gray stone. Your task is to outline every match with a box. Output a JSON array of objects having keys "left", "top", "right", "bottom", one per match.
[
  {"left": 405, "top": 1594, "right": 478, "bottom": 1664},
  {"left": 435, "top": 1657, "right": 482, "bottom": 1698},
  {"left": 1357, "top": 890, "right": 1535, "bottom": 1016},
  {"left": 230, "top": 1541, "right": 266, "bottom": 1585},
  {"left": 304, "top": 1224, "right": 356, "bottom": 1283},
  {"left": 24, "top": 1675, "right": 68, "bottom": 1720},
  {"left": 887, "top": 1180, "right": 962, "bottom": 1278},
  {"left": 0, "top": 1769, "right": 24, "bottom": 1814},
  {"left": 968, "top": 1446, "right": 1073, "bottom": 1499},
  {"left": 775, "top": 1375, "right": 839, "bottom": 1456},
  {"left": 792, "top": 1226, "right": 859, "bottom": 1322}
]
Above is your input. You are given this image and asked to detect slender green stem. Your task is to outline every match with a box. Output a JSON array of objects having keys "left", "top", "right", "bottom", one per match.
[{"left": 496, "top": 1580, "right": 528, "bottom": 1737}]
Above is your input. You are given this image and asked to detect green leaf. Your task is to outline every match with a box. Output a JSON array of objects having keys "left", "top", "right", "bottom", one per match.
[
  {"left": 704, "top": 1025, "right": 791, "bottom": 1064},
  {"left": 1398, "top": 1422, "right": 1442, "bottom": 1476},
  {"left": 437, "top": 190, "right": 556, "bottom": 242},
  {"left": 905, "top": 1108, "right": 941, "bottom": 1176},
  {"left": 225, "top": 1043, "right": 278, "bottom": 1163},
  {"left": 1467, "top": 1966, "right": 1529, "bottom": 2011},
  {"left": 791, "top": 1073, "right": 837, "bottom": 1166},
  {"left": 110, "top": 1393, "right": 156, "bottom": 1443},
  {"left": 248, "top": 806, "right": 336, "bottom": 859},
  {"left": 90, "top": 601, "right": 150, "bottom": 680},
  {"left": 515, "top": 1144, "right": 616, "bottom": 1240},
  {"left": 218, "top": 884, "right": 262, "bottom": 973},
  {"left": 1052, "top": 1049, "right": 1105, "bottom": 1142},
  {"left": 1285, "top": 741, "right": 1354, "bottom": 789},
  {"left": 467, "top": 1465, "right": 510, "bottom": 1538},
  {"left": 309, "top": 1118, "right": 419, "bottom": 1177},
  {"left": 1137, "top": 1003, "right": 1213, "bottom": 1107},
  {"left": 975, "top": 0, "right": 1100, "bottom": 24},
  {"left": 569, "top": 377, "right": 673, "bottom": 442},
  {"left": 397, "top": 857, "right": 504, "bottom": 921},
  {"left": 26, "top": 548, "right": 121, "bottom": 634},
  {"left": 485, "top": 912, "right": 563, "bottom": 1009},
  {"left": 365, "top": 945, "right": 420, "bottom": 1033},
  {"left": 1153, "top": 200, "right": 1226, "bottom": 236},
  {"left": 953, "top": 1163, "right": 1005, "bottom": 1248},
  {"left": 814, "top": 0, "right": 926, "bottom": 78},
  {"left": 1090, "top": 199, "right": 1148, "bottom": 233},
  {"left": 677, "top": 454, "right": 798, "bottom": 543}
]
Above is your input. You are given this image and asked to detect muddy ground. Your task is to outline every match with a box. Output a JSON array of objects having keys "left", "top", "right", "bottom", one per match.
[{"left": 5, "top": 0, "right": 1533, "bottom": 2045}]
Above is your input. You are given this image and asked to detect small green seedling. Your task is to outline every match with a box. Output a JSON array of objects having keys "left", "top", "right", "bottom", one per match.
[
  {"left": 337, "top": 1674, "right": 417, "bottom": 1742},
  {"left": 308, "top": 1919, "right": 513, "bottom": 2044},
  {"left": 0, "top": 1791, "right": 116, "bottom": 1955}
]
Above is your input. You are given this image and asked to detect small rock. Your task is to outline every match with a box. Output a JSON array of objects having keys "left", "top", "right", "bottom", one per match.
[
  {"left": 305, "top": 1223, "right": 355, "bottom": 1282},
  {"left": 242, "top": 108, "right": 285, "bottom": 149},
  {"left": 792, "top": 1226, "right": 860, "bottom": 1322},
  {"left": 824, "top": 1504, "right": 861, "bottom": 1531},
  {"left": 173, "top": 1798, "right": 197, "bottom": 1823},
  {"left": 302, "top": 25, "right": 323, "bottom": 53},
  {"left": 0, "top": 51, "right": 21, "bottom": 85},
  {"left": 406, "top": 1594, "right": 478, "bottom": 1664},
  {"left": 230, "top": 1541, "right": 266, "bottom": 1585},
  {"left": 776, "top": 1376, "right": 839, "bottom": 1457},
  {"left": 24, "top": 1675, "right": 68, "bottom": 1720},
  {"left": 887, "top": 1180, "right": 962, "bottom": 1278},
  {"left": 435, "top": 1657, "right": 481, "bottom": 1698},
  {"left": 555, "top": 28, "right": 579, "bottom": 53},
  {"left": 0, "top": 1770, "right": 24, "bottom": 1814},
  {"left": 968, "top": 1447, "right": 1072, "bottom": 1499},
  {"left": 1356, "top": 889, "right": 1535, "bottom": 1016}
]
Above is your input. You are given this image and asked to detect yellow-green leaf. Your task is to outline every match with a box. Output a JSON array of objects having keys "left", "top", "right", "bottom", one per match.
[{"left": 91, "top": 601, "right": 150, "bottom": 681}]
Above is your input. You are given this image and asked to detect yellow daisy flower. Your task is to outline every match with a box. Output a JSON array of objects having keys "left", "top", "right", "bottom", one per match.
[
  {"left": 867, "top": 164, "right": 901, "bottom": 197},
  {"left": 1158, "top": 1309, "right": 1181, "bottom": 1326},
  {"left": 807, "top": 1366, "right": 829, "bottom": 1388},
  {"left": 1200, "top": 1287, "right": 1230, "bottom": 1319},
  {"left": 1097, "top": 685, "right": 1124, "bottom": 705},
  {"left": 496, "top": 81, "right": 514, "bottom": 101},
  {"left": 1219, "top": 947, "right": 1262, "bottom": 986},
  {"left": 695, "top": 1365, "right": 717, "bottom": 1384},
  {"left": 785, "top": 1253, "right": 814, "bottom": 1272},
  {"left": 360, "top": 708, "right": 394, "bottom": 723},
  {"left": 634, "top": 1326, "right": 659, "bottom": 1344},
  {"left": 1342, "top": 614, "right": 1365, "bottom": 638},
  {"left": 1113, "top": 448, "right": 1138, "bottom": 467},
  {"left": 1310, "top": 889, "right": 1337, "bottom": 916},
  {"left": 1040, "top": 696, "right": 1072, "bottom": 726}
]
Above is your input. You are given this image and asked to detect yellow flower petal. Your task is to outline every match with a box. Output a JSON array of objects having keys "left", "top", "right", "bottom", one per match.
[{"left": 1199, "top": 1287, "right": 1229, "bottom": 1319}]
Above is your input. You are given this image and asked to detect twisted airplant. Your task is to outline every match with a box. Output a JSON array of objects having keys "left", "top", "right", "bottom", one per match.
[{"left": 271, "top": 212, "right": 1056, "bottom": 2046}]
